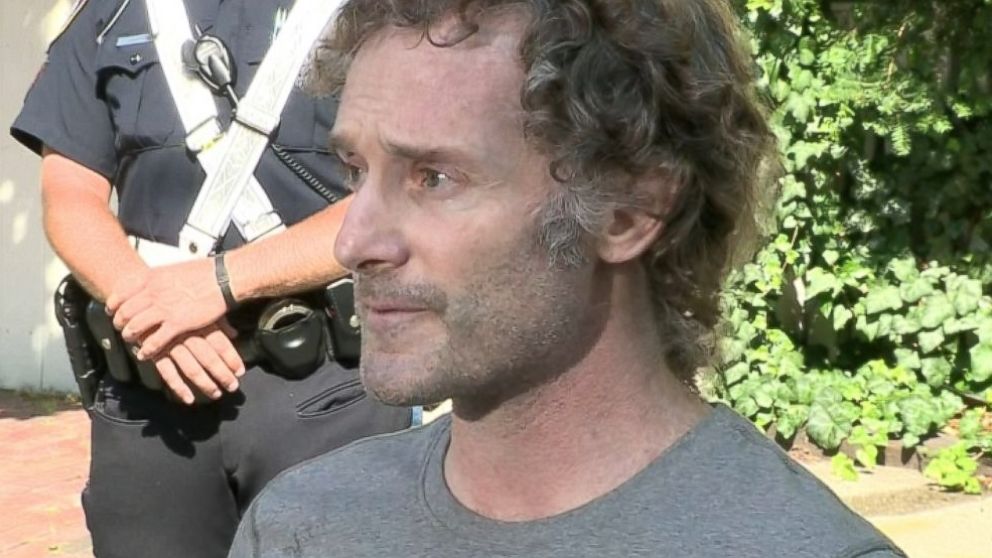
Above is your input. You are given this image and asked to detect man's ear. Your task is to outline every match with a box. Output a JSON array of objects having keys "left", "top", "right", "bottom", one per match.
[{"left": 595, "top": 176, "right": 675, "bottom": 264}]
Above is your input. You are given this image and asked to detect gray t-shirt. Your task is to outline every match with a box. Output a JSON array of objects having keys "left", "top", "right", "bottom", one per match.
[{"left": 228, "top": 405, "right": 905, "bottom": 557}]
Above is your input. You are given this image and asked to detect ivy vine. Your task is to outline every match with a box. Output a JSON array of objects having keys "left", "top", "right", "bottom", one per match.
[{"left": 711, "top": 0, "right": 992, "bottom": 492}]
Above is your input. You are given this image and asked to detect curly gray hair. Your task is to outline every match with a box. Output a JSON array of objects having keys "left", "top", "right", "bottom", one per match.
[{"left": 308, "top": 0, "right": 778, "bottom": 380}]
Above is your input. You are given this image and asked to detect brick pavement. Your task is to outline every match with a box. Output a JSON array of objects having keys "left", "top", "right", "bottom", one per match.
[{"left": 0, "top": 393, "right": 91, "bottom": 558}]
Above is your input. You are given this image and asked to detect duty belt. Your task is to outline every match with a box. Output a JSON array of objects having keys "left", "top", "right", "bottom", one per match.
[{"left": 55, "top": 274, "right": 361, "bottom": 404}]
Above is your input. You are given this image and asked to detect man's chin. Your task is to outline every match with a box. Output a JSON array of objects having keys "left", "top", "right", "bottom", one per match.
[{"left": 359, "top": 354, "right": 448, "bottom": 408}]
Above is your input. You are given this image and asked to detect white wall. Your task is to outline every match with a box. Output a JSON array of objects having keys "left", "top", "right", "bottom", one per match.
[{"left": 0, "top": 1, "right": 75, "bottom": 392}]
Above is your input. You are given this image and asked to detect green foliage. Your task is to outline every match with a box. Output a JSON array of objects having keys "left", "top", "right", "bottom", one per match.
[
  {"left": 925, "top": 442, "right": 983, "bottom": 494},
  {"left": 925, "top": 409, "right": 992, "bottom": 492},
  {"left": 831, "top": 453, "right": 859, "bottom": 482},
  {"left": 716, "top": 0, "right": 992, "bottom": 489}
]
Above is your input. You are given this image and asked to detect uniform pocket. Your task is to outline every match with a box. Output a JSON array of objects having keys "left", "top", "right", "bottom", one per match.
[
  {"left": 295, "top": 379, "right": 367, "bottom": 419},
  {"left": 96, "top": 39, "right": 180, "bottom": 149},
  {"left": 90, "top": 377, "right": 155, "bottom": 426}
]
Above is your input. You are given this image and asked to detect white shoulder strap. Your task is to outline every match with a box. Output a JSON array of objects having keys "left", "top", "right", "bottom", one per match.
[
  {"left": 145, "top": 0, "right": 286, "bottom": 252},
  {"left": 146, "top": 0, "right": 344, "bottom": 256}
]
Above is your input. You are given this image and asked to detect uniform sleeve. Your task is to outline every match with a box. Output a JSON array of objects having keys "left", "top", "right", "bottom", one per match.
[{"left": 10, "top": 0, "right": 118, "bottom": 179}]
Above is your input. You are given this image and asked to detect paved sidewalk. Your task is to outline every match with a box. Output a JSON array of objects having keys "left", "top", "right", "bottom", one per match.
[
  {"left": 1, "top": 394, "right": 989, "bottom": 558},
  {"left": 0, "top": 393, "right": 91, "bottom": 558},
  {"left": 804, "top": 461, "right": 992, "bottom": 558}
]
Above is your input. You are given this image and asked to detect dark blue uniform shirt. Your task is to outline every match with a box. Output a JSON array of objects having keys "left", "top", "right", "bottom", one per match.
[{"left": 12, "top": 0, "right": 341, "bottom": 249}]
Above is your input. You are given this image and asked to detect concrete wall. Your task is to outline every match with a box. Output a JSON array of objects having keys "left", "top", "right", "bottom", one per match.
[{"left": 1, "top": 1, "right": 74, "bottom": 392}]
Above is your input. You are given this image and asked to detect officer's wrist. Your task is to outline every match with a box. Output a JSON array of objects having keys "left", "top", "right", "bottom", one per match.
[{"left": 213, "top": 252, "right": 240, "bottom": 310}]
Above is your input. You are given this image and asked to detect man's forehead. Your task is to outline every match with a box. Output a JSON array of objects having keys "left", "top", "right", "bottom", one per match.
[
  {"left": 368, "top": 17, "right": 521, "bottom": 89},
  {"left": 335, "top": 14, "right": 527, "bottom": 139}
]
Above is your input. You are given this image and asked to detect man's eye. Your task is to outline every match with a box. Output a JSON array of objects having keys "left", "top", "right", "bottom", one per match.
[
  {"left": 343, "top": 164, "right": 366, "bottom": 190},
  {"left": 420, "top": 169, "right": 453, "bottom": 190}
]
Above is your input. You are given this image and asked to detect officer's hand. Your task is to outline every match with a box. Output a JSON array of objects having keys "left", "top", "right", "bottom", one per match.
[
  {"left": 107, "top": 260, "right": 227, "bottom": 359},
  {"left": 154, "top": 322, "right": 245, "bottom": 405}
]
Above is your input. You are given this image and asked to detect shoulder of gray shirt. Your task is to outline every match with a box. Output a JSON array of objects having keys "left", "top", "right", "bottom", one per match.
[{"left": 238, "top": 408, "right": 907, "bottom": 558}]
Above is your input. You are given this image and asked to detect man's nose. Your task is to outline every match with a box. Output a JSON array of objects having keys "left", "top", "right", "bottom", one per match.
[{"left": 334, "top": 181, "right": 409, "bottom": 274}]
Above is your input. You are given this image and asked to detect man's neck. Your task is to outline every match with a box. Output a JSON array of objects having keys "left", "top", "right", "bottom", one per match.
[{"left": 443, "top": 288, "right": 709, "bottom": 522}]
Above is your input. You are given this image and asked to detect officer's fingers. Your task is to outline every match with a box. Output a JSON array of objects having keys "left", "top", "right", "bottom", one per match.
[
  {"left": 218, "top": 319, "right": 238, "bottom": 339},
  {"left": 204, "top": 329, "right": 246, "bottom": 378},
  {"left": 155, "top": 356, "right": 195, "bottom": 405},
  {"left": 120, "top": 308, "right": 165, "bottom": 344},
  {"left": 170, "top": 343, "right": 224, "bottom": 401},
  {"left": 184, "top": 336, "right": 240, "bottom": 392},
  {"left": 136, "top": 323, "right": 181, "bottom": 361},
  {"left": 112, "top": 294, "right": 153, "bottom": 331}
]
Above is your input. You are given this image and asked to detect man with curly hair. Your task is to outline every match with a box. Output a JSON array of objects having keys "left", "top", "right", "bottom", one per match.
[{"left": 229, "top": 1, "right": 906, "bottom": 556}]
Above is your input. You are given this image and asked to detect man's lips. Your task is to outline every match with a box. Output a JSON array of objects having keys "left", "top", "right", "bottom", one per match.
[
  {"left": 361, "top": 301, "right": 431, "bottom": 329},
  {"left": 363, "top": 299, "right": 430, "bottom": 313}
]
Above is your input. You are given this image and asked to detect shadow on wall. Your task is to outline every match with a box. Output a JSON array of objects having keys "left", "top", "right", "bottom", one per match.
[{"left": 0, "top": 0, "right": 77, "bottom": 393}]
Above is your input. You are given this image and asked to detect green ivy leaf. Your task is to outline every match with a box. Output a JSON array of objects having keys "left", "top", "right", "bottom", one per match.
[
  {"left": 866, "top": 375, "right": 896, "bottom": 398},
  {"left": 865, "top": 286, "right": 903, "bottom": 315},
  {"left": 831, "top": 454, "right": 859, "bottom": 481},
  {"left": 889, "top": 258, "right": 920, "bottom": 283},
  {"left": 807, "top": 400, "right": 856, "bottom": 450},
  {"left": 834, "top": 305, "right": 853, "bottom": 331},
  {"left": 900, "top": 278, "right": 934, "bottom": 304},
  {"left": 898, "top": 395, "right": 938, "bottom": 440},
  {"left": 745, "top": 0, "right": 777, "bottom": 12},
  {"left": 919, "top": 293, "right": 956, "bottom": 330},
  {"left": 968, "top": 343, "right": 992, "bottom": 383},
  {"left": 944, "top": 316, "right": 979, "bottom": 335},
  {"left": 893, "top": 313, "right": 923, "bottom": 336},
  {"left": 780, "top": 177, "right": 807, "bottom": 203},
  {"left": 978, "top": 319, "right": 992, "bottom": 345},
  {"left": 958, "top": 409, "right": 984, "bottom": 441},
  {"left": 917, "top": 329, "right": 945, "bottom": 354},
  {"left": 855, "top": 445, "right": 878, "bottom": 469},
  {"left": 754, "top": 381, "right": 778, "bottom": 409},
  {"left": 924, "top": 443, "right": 982, "bottom": 494},
  {"left": 736, "top": 396, "right": 760, "bottom": 418},
  {"left": 920, "top": 357, "right": 952, "bottom": 387},
  {"left": 855, "top": 315, "right": 880, "bottom": 341},
  {"left": 722, "top": 362, "right": 750, "bottom": 386},
  {"left": 775, "top": 404, "right": 809, "bottom": 439},
  {"left": 806, "top": 268, "right": 842, "bottom": 299},
  {"left": 823, "top": 250, "right": 840, "bottom": 266},
  {"left": 950, "top": 278, "right": 983, "bottom": 317},
  {"left": 840, "top": 378, "right": 866, "bottom": 401},
  {"left": 895, "top": 348, "right": 922, "bottom": 371}
]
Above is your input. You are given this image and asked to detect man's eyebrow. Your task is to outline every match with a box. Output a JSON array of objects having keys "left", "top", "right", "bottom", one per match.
[
  {"left": 382, "top": 139, "right": 477, "bottom": 164},
  {"left": 327, "top": 132, "right": 354, "bottom": 154},
  {"left": 328, "top": 131, "right": 476, "bottom": 165}
]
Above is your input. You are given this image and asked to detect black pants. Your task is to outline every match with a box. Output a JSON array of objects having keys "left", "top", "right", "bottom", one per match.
[{"left": 82, "top": 361, "right": 411, "bottom": 558}]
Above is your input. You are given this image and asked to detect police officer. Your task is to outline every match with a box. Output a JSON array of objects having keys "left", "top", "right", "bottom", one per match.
[{"left": 11, "top": 1, "right": 412, "bottom": 557}]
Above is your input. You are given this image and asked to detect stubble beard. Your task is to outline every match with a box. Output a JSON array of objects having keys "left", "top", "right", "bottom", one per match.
[{"left": 357, "top": 238, "right": 592, "bottom": 413}]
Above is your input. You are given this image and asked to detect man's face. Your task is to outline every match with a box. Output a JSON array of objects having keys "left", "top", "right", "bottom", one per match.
[{"left": 332, "top": 15, "right": 599, "bottom": 409}]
